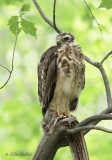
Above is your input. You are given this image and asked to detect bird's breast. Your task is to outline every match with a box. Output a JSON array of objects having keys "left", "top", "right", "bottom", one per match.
[{"left": 56, "top": 44, "right": 85, "bottom": 99}]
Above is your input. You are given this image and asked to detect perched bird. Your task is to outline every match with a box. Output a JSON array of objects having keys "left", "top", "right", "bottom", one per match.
[{"left": 38, "top": 32, "right": 85, "bottom": 128}]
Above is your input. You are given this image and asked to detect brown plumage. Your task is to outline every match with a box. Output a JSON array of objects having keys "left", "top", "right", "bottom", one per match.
[{"left": 38, "top": 33, "right": 85, "bottom": 126}]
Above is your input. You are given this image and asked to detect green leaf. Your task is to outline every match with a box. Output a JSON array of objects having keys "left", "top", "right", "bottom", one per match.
[
  {"left": 20, "top": 4, "right": 30, "bottom": 13},
  {"left": 99, "top": 0, "right": 112, "bottom": 9},
  {"left": 21, "top": 18, "right": 37, "bottom": 38},
  {"left": 8, "top": 16, "right": 21, "bottom": 36}
]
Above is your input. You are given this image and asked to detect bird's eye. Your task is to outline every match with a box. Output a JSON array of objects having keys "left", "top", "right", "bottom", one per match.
[{"left": 63, "top": 37, "right": 70, "bottom": 41}]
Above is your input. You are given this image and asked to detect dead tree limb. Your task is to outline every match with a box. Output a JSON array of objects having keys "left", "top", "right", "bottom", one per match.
[
  {"left": 33, "top": 114, "right": 112, "bottom": 160},
  {"left": 67, "top": 119, "right": 89, "bottom": 160},
  {"left": 33, "top": 132, "right": 60, "bottom": 160},
  {"left": 33, "top": 117, "right": 89, "bottom": 160}
]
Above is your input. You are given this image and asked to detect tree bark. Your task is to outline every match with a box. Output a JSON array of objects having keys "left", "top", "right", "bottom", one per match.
[
  {"left": 33, "top": 117, "right": 89, "bottom": 160},
  {"left": 67, "top": 119, "right": 89, "bottom": 160}
]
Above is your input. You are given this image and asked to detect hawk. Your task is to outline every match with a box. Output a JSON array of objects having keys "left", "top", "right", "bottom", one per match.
[{"left": 38, "top": 32, "right": 85, "bottom": 128}]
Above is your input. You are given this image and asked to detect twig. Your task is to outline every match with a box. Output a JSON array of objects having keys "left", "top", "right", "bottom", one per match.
[
  {"left": 0, "top": 73, "right": 12, "bottom": 89},
  {"left": 53, "top": 0, "right": 61, "bottom": 33},
  {"left": 67, "top": 125, "right": 112, "bottom": 135},
  {"left": 32, "top": 0, "right": 61, "bottom": 33},
  {"left": 83, "top": 0, "right": 103, "bottom": 39},
  {"left": 100, "top": 50, "right": 112, "bottom": 64},
  {"left": 0, "top": 22, "right": 19, "bottom": 89},
  {"left": 0, "top": 64, "right": 10, "bottom": 72}
]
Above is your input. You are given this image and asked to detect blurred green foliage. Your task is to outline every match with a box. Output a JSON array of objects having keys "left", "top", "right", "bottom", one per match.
[
  {"left": 0, "top": 0, "right": 112, "bottom": 160},
  {"left": 99, "top": 0, "right": 112, "bottom": 9}
]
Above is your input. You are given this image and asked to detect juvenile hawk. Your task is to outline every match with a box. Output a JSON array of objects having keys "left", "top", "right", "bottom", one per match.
[{"left": 38, "top": 33, "right": 85, "bottom": 127}]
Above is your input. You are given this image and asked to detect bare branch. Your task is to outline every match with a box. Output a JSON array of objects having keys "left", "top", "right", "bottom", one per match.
[
  {"left": 33, "top": 116, "right": 89, "bottom": 160},
  {"left": 77, "top": 114, "right": 112, "bottom": 128},
  {"left": 100, "top": 50, "right": 112, "bottom": 64},
  {"left": 32, "top": 0, "right": 61, "bottom": 33},
  {"left": 98, "top": 65, "right": 112, "bottom": 107},
  {"left": 67, "top": 125, "right": 112, "bottom": 135},
  {"left": 83, "top": 0, "right": 103, "bottom": 39},
  {"left": 0, "top": 64, "right": 10, "bottom": 72},
  {"left": 84, "top": 53, "right": 112, "bottom": 107},
  {"left": 0, "top": 72, "right": 12, "bottom": 89},
  {"left": 0, "top": 22, "right": 18, "bottom": 89},
  {"left": 83, "top": 107, "right": 112, "bottom": 135},
  {"left": 83, "top": 54, "right": 98, "bottom": 67},
  {"left": 11, "top": 29, "right": 18, "bottom": 71},
  {"left": 53, "top": 0, "right": 61, "bottom": 33},
  {"left": 33, "top": 133, "right": 60, "bottom": 160}
]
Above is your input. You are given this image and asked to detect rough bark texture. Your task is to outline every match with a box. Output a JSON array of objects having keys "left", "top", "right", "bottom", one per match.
[
  {"left": 67, "top": 120, "right": 89, "bottom": 160},
  {"left": 67, "top": 133, "right": 89, "bottom": 160},
  {"left": 33, "top": 117, "right": 89, "bottom": 160}
]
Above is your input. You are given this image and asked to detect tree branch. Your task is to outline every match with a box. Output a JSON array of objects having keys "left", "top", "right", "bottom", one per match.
[
  {"left": 77, "top": 114, "right": 112, "bottom": 128},
  {"left": 32, "top": 0, "right": 61, "bottom": 33},
  {"left": 33, "top": 117, "right": 89, "bottom": 160},
  {"left": 53, "top": 0, "right": 61, "bottom": 33},
  {"left": 83, "top": 0, "right": 103, "bottom": 39},
  {"left": 0, "top": 22, "right": 18, "bottom": 89},
  {"left": 98, "top": 65, "right": 112, "bottom": 107},
  {"left": 83, "top": 107, "right": 112, "bottom": 135},
  {"left": 84, "top": 54, "right": 98, "bottom": 67},
  {"left": 67, "top": 119, "right": 89, "bottom": 160},
  {"left": 0, "top": 64, "right": 10, "bottom": 72},
  {"left": 100, "top": 50, "right": 112, "bottom": 64},
  {"left": 67, "top": 125, "right": 112, "bottom": 135},
  {"left": 84, "top": 52, "right": 112, "bottom": 107},
  {"left": 33, "top": 133, "right": 60, "bottom": 160}
]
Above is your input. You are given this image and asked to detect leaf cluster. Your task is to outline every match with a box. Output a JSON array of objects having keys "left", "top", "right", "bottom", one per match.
[{"left": 8, "top": 4, "right": 37, "bottom": 38}]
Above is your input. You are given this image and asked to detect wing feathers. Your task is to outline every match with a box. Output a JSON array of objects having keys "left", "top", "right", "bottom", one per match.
[{"left": 38, "top": 46, "right": 58, "bottom": 116}]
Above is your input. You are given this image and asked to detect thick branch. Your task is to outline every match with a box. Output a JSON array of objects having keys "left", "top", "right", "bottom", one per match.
[
  {"left": 68, "top": 134, "right": 89, "bottom": 160},
  {"left": 33, "top": 117, "right": 89, "bottom": 160},
  {"left": 33, "top": 127, "right": 63, "bottom": 160},
  {"left": 67, "top": 119, "right": 89, "bottom": 160}
]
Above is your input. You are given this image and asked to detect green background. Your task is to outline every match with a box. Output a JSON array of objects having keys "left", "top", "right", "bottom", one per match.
[{"left": 0, "top": 0, "right": 112, "bottom": 160}]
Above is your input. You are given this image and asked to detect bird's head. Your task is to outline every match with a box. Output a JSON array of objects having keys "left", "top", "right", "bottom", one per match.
[{"left": 56, "top": 32, "right": 74, "bottom": 45}]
